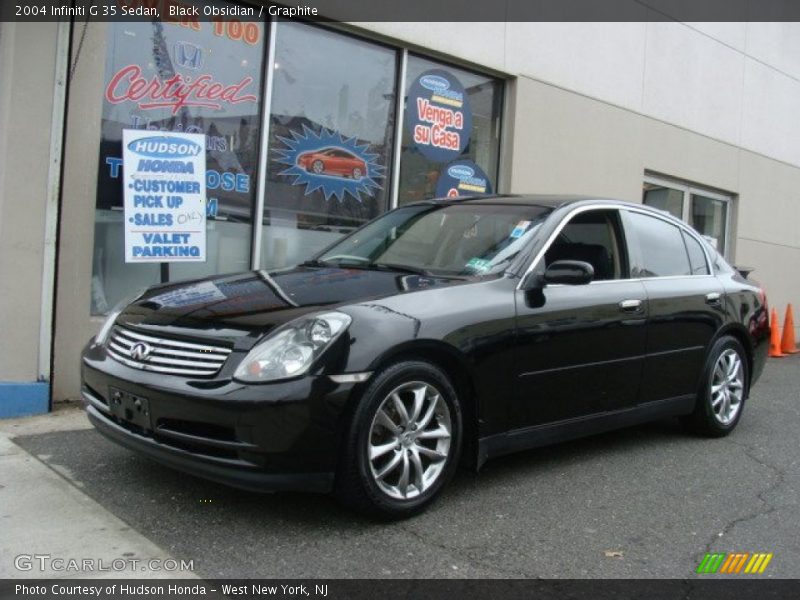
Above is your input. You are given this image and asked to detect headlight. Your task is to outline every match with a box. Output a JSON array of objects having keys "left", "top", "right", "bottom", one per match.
[
  {"left": 234, "top": 311, "right": 352, "bottom": 383},
  {"left": 94, "top": 289, "right": 146, "bottom": 345}
]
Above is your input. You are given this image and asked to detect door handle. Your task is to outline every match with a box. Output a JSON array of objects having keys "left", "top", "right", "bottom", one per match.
[
  {"left": 705, "top": 292, "right": 722, "bottom": 305},
  {"left": 619, "top": 299, "right": 643, "bottom": 313}
]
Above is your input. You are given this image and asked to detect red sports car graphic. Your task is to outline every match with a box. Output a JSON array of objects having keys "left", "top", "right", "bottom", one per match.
[{"left": 297, "top": 148, "right": 367, "bottom": 179}]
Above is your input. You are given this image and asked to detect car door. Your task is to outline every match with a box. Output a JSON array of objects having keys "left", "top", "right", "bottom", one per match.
[
  {"left": 329, "top": 150, "right": 348, "bottom": 175},
  {"left": 513, "top": 207, "right": 648, "bottom": 428},
  {"left": 621, "top": 209, "right": 726, "bottom": 404}
]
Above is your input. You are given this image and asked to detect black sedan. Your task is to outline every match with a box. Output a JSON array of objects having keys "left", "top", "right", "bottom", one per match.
[{"left": 81, "top": 196, "right": 769, "bottom": 518}]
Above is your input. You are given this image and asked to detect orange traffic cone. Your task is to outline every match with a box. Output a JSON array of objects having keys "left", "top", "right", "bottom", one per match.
[
  {"left": 781, "top": 304, "right": 799, "bottom": 354},
  {"left": 769, "top": 308, "right": 785, "bottom": 358}
]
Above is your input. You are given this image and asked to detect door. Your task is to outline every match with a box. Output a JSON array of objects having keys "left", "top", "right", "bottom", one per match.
[
  {"left": 513, "top": 208, "right": 648, "bottom": 428},
  {"left": 622, "top": 210, "right": 725, "bottom": 403}
]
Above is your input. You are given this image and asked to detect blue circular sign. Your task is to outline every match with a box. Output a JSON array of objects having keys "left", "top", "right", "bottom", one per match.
[
  {"left": 435, "top": 160, "right": 493, "bottom": 198},
  {"left": 406, "top": 69, "right": 472, "bottom": 163}
]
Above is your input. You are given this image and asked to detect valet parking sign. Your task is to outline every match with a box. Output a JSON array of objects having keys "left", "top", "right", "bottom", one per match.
[{"left": 122, "top": 130, "right": 206, "bottom": 263}]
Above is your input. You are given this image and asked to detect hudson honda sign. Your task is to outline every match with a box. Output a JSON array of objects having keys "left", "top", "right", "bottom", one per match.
[{"left": 122, "top": 130, "right": 207, "bottom": 262}]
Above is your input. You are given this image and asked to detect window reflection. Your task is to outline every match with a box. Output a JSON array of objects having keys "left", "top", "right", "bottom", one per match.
[
  {"left": 691, "top": 194, "right": 728, "bottom": 253},
  {"left": 261, "top": 22, "right": 397, "bottom": 271},
  {"left": 642, "top": 182, "right": 683, "bottom": 219}
]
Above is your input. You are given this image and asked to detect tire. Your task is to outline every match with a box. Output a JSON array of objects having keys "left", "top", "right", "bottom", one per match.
[
  {"left": 352, "top": 167, "right": 363, "bottom": 179},
  {"left": 681, "top": 336, "right": 748, "bottom": 437},
  {"left": 312, "top": 160, "right": 324, "bottom": 174},
  {"left": 335, "top": 360, "right": 462, "bottom": 519}
]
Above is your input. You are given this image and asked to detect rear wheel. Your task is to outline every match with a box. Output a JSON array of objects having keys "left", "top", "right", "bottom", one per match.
[
  {"left": 335, "top": 361, "right": 462, "bottom": 519},
  {"left": 681, "top": 336, "right": 747, "bottom": 437},
  {"left": 312, "top": 160, "right": 324, "bottom": 174}
]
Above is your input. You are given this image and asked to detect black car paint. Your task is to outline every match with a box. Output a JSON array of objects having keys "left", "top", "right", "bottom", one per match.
[{"left": 81, "top": 197, "right": 770, "bottom": 493}]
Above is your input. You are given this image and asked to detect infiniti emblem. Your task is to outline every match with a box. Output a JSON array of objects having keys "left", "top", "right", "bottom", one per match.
[{"left": 130, "top": 342, "right": 152, "bottom": 361}]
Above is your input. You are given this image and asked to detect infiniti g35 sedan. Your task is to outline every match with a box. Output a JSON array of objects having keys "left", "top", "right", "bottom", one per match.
[{"left": 81, "top": 196, "right": 769, "bottom": 518}]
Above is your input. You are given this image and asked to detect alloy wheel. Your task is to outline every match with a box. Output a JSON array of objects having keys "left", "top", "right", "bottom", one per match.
[
  {"left": 710, "top": 348, "right": 744, "bottom": 426},
  {"left": 367, "top": 381, "right": 452, "bottom": 500}
]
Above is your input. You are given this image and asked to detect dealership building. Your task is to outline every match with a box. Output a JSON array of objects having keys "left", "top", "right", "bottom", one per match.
[{"left": 1, "top": 8, "right": 799, "bottom": 416}]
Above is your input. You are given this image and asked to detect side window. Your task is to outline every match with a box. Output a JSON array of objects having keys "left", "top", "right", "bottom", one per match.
[
  {"left": 544, "top": 210, "right": 627, "bottom": 281},
  {"left": 682, "top": 231, "right": 710, "bottom": 275},
  {"left": 627, "top": 212, "right": 691, "bottom": 277}
]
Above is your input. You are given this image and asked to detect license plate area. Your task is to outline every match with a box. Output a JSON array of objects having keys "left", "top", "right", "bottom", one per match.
[{"left": 108, "top": 387, "right": 152, "bottom": 431}]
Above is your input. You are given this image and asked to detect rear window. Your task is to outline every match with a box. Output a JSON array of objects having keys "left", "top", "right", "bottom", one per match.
[
  {"left": 701, "top": 236, "right": 733, "bottom": 274},
  {"left": 682, "top": 231, "right": 710, "bottom": 275}
]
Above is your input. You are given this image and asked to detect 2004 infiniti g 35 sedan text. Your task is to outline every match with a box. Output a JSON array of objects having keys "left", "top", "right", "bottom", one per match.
[{"left": 81, "top": 196, "right": 769, "bottom": 518}]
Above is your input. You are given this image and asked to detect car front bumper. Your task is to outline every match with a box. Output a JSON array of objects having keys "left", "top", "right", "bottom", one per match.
[{"left": 81, "top": 343, "right": 363, "bottom": 494}]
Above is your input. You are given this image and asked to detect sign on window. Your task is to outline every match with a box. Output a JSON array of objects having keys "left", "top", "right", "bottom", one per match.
[{"left": 122, "top": 130, "right": 207, "bottom": 263}]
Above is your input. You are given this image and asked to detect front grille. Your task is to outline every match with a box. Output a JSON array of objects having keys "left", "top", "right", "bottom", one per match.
[{"left": 107, "top": 325, "right": 232, "bottom": 377}]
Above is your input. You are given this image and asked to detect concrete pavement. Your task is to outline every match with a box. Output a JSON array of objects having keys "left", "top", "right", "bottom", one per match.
[{"left": 0, "top": 405, "right": 195, "bottom": 579}]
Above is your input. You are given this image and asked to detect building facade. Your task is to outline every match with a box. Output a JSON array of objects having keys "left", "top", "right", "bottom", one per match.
[{"left": 1, "top": 13, "right": 799, "bottom": 415}]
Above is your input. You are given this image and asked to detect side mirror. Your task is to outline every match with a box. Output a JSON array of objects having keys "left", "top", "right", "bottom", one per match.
[{"left": 543, "top": 260, "right": 594, "bottom": 285}]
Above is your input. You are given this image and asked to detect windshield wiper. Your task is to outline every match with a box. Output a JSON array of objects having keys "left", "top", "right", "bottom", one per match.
[
  {"left": 305, "top": 259, "right": 462, "bottom": 279},
  {"left": 369, "top": 262, "right": 469, "bottom": 280},
  {"left": 367, "top": 262, "right": 431, "bottom": 276},
  {"left": 301, "top": 258, "right": 334, "bottom": 267}
]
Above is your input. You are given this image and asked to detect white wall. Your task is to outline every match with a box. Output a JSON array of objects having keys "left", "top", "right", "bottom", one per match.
[{"left": 0, "top": 22, "right": 58, "bottom": 382}]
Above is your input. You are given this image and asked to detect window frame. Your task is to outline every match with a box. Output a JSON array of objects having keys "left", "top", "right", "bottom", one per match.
[
  {"left": 681, "top": 229, "right": 711, "bottom": 276},
  {"left": 543, "top": 208, "right": 631, "bottom": 281},
  {"left": 517, "top": 203, "right": 714, "bottom": 291},
  {"left": 394, "top": 50, "right": 506, "bottom": 209},
  {"left": 519, "top": 206, "right": 634, "bottom": 288},
  {"left": 623, "top": 209, "right": 696, "bottom": 279},
  {"left": 642, "top": 174, "right": 733, "bottom": 259},
  {"left": 621, "top": 206, "right": 714, "bottom": 279}
]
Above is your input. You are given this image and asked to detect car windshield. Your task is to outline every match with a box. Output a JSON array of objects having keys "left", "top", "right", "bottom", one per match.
[{"left": 315, "top": 203, "right": 552, "bottom": 277}]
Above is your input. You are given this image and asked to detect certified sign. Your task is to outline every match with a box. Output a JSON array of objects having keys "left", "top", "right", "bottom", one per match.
[{"left": 122, "top": 130, "right": 207, "bottom": 263}]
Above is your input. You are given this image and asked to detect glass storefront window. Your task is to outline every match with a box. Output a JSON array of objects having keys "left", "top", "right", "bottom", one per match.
[
  {"left": 398, "top": 55, "right": 503, "bottom": 205},
  {"left": 261, "top": 22, "right": 397, "bottom": 271},
  {"left": 691, "top": 194, "right": 728, "bottom": 253},
  {"left": 642, "top": 182, "right": 684, "bottom": 219},
  {"left": 90, "top": 16, "right": 505, "bottom": 314},
  {"left": 92, "top": 6, "right": 266, "bottom": 314}
]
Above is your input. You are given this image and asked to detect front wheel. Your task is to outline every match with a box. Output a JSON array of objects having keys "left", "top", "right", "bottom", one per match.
[
  {"left": 335, "top": 361, "right": 462, "bottom": 519},
  {"left": 681, "top": 336, "right": 748, "bottom": 437}
]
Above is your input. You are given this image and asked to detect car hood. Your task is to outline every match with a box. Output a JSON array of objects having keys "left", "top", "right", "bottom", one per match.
[{"left": 115, "top": 266, "right": 463, "bottom": 346}]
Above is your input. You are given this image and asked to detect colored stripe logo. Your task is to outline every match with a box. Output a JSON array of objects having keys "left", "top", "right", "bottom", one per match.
[{"left": 696, "top": 552, "right": 773, "bottom": 574}]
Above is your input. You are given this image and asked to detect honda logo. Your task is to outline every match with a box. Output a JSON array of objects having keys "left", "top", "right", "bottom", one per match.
[
  {"left": 174, "top": 41, "right": 203, "bottom": 70},
  {"left": 130, "top": 342, "right": 153, "bottom": 361}
]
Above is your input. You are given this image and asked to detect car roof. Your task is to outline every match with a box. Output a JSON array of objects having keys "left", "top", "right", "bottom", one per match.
[
  {"left": 408, "top": 194, "right": 636, "bottom": 210},
  {"left": 404, "top": 194, "right": 698, "bottom": 230}
]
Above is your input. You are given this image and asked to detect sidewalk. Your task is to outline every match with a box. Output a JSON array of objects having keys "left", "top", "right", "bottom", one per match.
[{"left": 0, "top": 404, "right": 196, "bottom": 579}]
